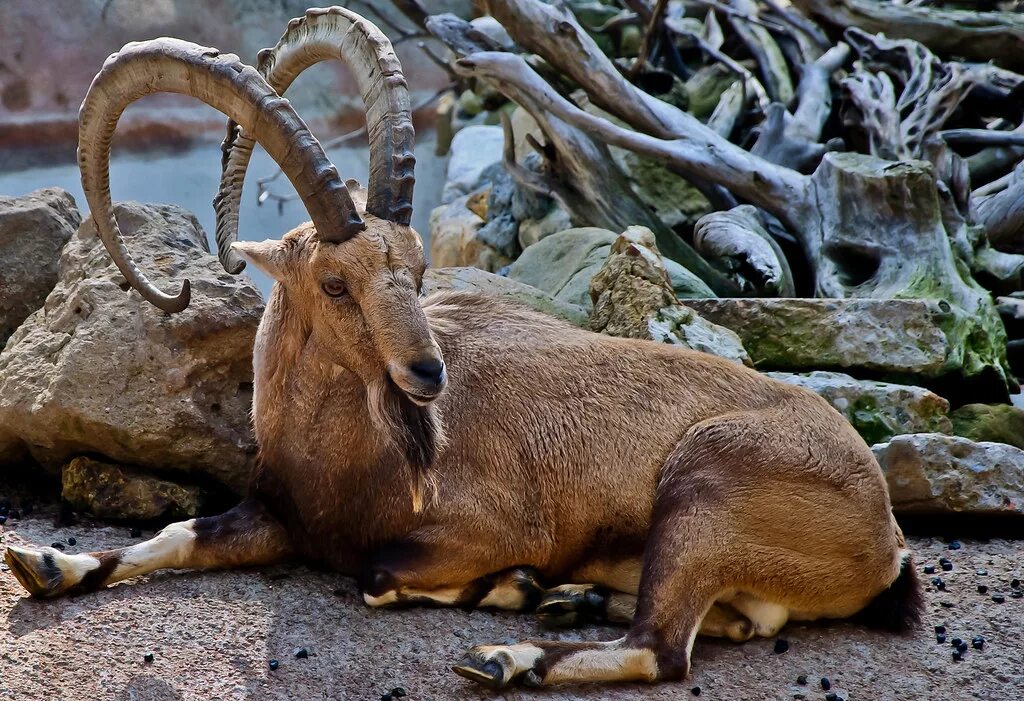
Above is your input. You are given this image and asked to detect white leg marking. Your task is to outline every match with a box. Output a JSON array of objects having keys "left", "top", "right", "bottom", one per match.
[
  {"left": 110, "top": 521, "right": 197, "bottom": 582},
  {"left": 728, "top": 593, "right": 790, "bottom": 637}
]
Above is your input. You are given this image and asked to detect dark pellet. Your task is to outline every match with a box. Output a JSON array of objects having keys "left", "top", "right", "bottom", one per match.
[
  {"left": 940, "top": 601, "right": 954, "bottom": 608},
  {"left": 934, "top": 625, "right": 946, "bottom": 634},
  {"left": 952, "top": 649, "right": 963, "bottom": 662},
  {"left": 143, "top": 653, "right": 154, "bottom": 663},
  {"left": 939, "top": 558, "right": 953, "bottom": 572},
  {"left": 948, "top": 540, "right": 962, "bottom": 550},
  {"left": 1012, "top": 579, "right": 1021, "bottom": 589},
  {"left": 923, "top": 565, "right": 936, "bottom": 574},
  {"left": 976, "top": 569, "right": 988, "bottom": 576},
  {"left": 67, "top": 537, "right": 77, "bottom": 546},
  {"left": 691, "top": 687, "right": 701, "bottom": 696},
  {"left": 821, "top": 677, "right": 831, "bottom": 690},
  {"left": 992, "top": 594, "right": 1006, "bottom": 603},
  {"left": 1011, "top": 590, "right": 1023, "bottom": 599},
  {"left": 978, "top": 585, "right": 989, "bottom": 594},
  {"left": 972, "top": 636, "right": 985, "bottom": 650},
  {"left": 51, "top": 542, "right": 65, "bottom": 550},
  {"left": 774, "top": 638, "right": 789, "bottom": 654},
  {"left": 936, "top": 633, "right": 946, "bottom": 644},
  {"left": 293, "top": 647, "right": 309, "bottom": 659},
  {"left": 391, "top": 689, "right": 407, "bottom": 699},
  {"left": 931, "top": 577, "right": 945, "bottom": 590},
  {"left": 796, "top": 674, "right": 808, "bottom": 685},
  {"left": 269, "top": 659, "right": 279, "bottom": 671}
]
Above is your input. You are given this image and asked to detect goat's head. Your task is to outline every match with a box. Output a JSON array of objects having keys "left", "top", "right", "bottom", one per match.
[{"left": 77, "top": 7, "right": 446, "bottom": 405}]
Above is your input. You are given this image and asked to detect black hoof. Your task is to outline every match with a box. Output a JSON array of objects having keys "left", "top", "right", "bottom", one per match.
[
  {"left": 452, "top": 658, "right": 506, "bottom": 690},
  {"left": 536, "top": 586, "right": 607, "bottom": 628}
]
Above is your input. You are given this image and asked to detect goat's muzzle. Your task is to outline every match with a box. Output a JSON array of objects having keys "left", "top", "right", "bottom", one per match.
[{"left": 388, "top": 355, "right": 447, "bottom": 405}]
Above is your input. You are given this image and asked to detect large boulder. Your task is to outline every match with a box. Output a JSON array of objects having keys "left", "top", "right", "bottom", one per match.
[
  {"left": 441, "top": 125, "right": 505, "bottom": 204},
  {"left": 873, "top": 433, "right": 1024, "bottom": 516},
  {"left": 766, "top": 371, "right": 952, "bottom": 445},
  {"left": 686, "top": 298, "right": 1004, "bottom": 394},
  {"left": 0, "top": 202, "right": 263, "bottom": 493},
  {"left": 950, "top": 403, "right": 1024, "bottom": 450},
  {"left": 589, "top": 227, "right": 749, "bottom": 365},
  {"left": 62, "top": 457, "right": 207, "bottom": 522},
  {"left": 0, "top": 188, "right": 80, "bottom": 346},
  {"left": 423, "top": 267, "right": 588, "bottom": 327},
  {"left": 508, "top": 227, "right": 714, "bottom": 308}
]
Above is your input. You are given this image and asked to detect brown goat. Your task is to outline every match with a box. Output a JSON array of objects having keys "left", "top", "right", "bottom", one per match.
[{"left": 4, "top": 7, "right": 921, "bottom": 690}]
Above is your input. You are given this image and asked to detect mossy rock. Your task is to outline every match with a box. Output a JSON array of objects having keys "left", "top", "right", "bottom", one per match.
[{"left": 950, "top": 403, "right": 1024, "bottom": 450}]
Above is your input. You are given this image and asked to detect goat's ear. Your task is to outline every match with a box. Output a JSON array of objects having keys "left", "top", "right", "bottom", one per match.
[{"left": 231, "top": 239, "right": 289, "bottom": 281}]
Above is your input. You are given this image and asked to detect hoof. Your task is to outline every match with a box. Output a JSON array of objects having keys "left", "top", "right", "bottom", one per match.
[
  {"left": 452, "top": 658, "right": 507, "bottom": 690},
  {"left": 4, "top": 546, "right": 65, "bottom": 598},
  {"left": 536, "top": 586, "right": 606, "bottom": 628}
]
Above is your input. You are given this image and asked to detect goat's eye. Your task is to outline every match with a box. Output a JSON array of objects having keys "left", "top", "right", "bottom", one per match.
[{"left": 321, "top": 278, "right": 347, "bottom": 298}]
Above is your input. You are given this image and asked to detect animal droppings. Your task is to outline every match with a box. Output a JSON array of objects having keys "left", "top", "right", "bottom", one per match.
[
  {"left": 796, "top": 674, "right": 807, "bottom": 685},
  {"left": 934, "top": 625, "right": 946, "bottom": 634},
  {"left": 293, "top": 647, "right": 309, "bottom": 659},
  {"left": 691, "top": 686, "right": 701, "bottom": 696},
  {"left": 825, "top": 693, "right": 843, "bottom": 701},
  {"left": 939, "top": 558, "right": 953, "bottom": 571},
  {"left": 940, "top": 601, "right": 955, "bottom": 608},
  {"left": 1012, "top": 579, "right": 1021, "bottom": 589},
  {"left": 971, "top": 636, "right": 985, "bottom": 650},
  {"left": 143, "top": 653, "right": 154, "bottom": 663},
  {"left": 931, "top": 576, "right": 946, "bottom": 590},
  {"left": 380, "top": 694, "right": 393, "bottom": 701},
  {"left": 820, "top": 677, "right": 831, "bottom": 690},
  {"left": 978, "top": 585, "right": 989, "bottom": 594},
  {"left": 992, "top": 594, "right": 1006, "bottom": 603},
  {"left": 936, "top": 633, "right": 946, "bottom": 644},
  {"left": 67, "top": 537, "right": 77, "bottom": 546},
  {"left": 391, "top": 688, "right": 407, "bottom": 698},
  {"left": 948, "top": 540, "right": 962, "bottom": 550},
  {"left": 1011, "top": 590, "right": 1023, "bottom": 599},
  {"left": 923, "top": 564, "right": 935, "bottom": 574},
  {"left": 952, "top": 649, "right": 963, "bottom": 662},
  {"left": 774, "top": 638, "right": 789, "bottom": 654},
  {"left": 950, "top": 637, "right": 963, "bottom": 648},
  {"left": 50, "top": 542, "right": 65, "bottom": 550},
  {"left": 269, "top": 659, "right": 279, "bottom": 671},
  {"left": 976, "top": 569, "right": 988, "bottom": 576}
]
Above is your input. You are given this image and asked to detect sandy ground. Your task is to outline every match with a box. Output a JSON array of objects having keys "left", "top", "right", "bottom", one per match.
[{"left": 1, "top": 508, "right": 1022, "bottom": 701}]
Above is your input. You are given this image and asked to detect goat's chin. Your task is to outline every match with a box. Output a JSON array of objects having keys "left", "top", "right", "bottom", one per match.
[{"left": 399, "top": 387, "right": 443, "bottom": 406}]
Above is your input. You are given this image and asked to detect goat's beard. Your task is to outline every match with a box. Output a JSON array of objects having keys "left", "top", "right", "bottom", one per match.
[{"left": 367, "top": 378, "right": 446, "bottom": 513}]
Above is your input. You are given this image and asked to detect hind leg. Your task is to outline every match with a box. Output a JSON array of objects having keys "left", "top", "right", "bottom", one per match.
[{"left": 4, "top": 499, "right": 291, "bottom": 598}]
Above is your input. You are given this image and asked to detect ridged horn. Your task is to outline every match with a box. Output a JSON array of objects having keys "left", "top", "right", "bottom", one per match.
[
  {"left": 78, "top": 38, "right": 365, "bottom": 312},
  {"left": 215, "top": 6, "right": 416, "bottom": 274}
]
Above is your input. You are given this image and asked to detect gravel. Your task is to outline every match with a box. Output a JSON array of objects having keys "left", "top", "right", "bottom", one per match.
[{"left": 0, "top": 511, "right": 1022, "bottom": 700}]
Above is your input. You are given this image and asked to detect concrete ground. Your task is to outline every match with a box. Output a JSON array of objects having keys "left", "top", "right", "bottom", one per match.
[{"left": 0, "top": 508, "right": 1022, "bottom": 700}]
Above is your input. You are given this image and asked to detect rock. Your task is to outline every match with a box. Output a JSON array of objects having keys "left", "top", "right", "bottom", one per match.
[
  {"left": 509, "top": 227, "right": 714, "bottom": 309},
  {"left": 441, "top": 125, "right": 505, "bottom": 204},
  {"left": 428, "top": 193, "right": 512, "bottom": 272},
  {"left": 518, "top": 203, "right": 573, "bottom": 249},
  {"left": 685, "top": 298, "right": 1000, "bottom": 386},
  {"left": 423, "top": 267, "right": 588, "bottom": 327},
  {"left": 62, "top": 457, "right": 206, "bottom": 521},
  {"left": 590, "top": 227, "right": 749, "bottom": 365},
  {"left": 950, "top": 403, "right": 1024, "bottom": 450},
  {"left": 765, "top": 371, "right": 952, "bottom": 445},
  {"left": 873, "top": 434, "right": 1024, "bottom": 516},
  {"left": 0, "top": 202, "right": 262, "bottom": 492},
  {"left": 0, "top": 188, "right": 80, "bottom": 346}
]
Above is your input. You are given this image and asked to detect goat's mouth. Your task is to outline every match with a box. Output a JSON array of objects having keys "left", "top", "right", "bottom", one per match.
[{"left": 387, "top": 361, "right": 448, "bottom": 406}]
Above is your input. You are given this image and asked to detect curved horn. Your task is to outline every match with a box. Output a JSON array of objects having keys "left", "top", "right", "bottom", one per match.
[
  {"left": 79, "top": 38, "right": 365, "bottom": 312},
  {"left": 215, "top": 6, "right": 416, "bottom": 274}
]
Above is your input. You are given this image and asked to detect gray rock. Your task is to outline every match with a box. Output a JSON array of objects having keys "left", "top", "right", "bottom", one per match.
[
  {"left": 873, "top": 433, "right": 1024, "bottom": 516},
  {"left": 590, "top": 227, "right": 749, "bottom": 365},
  {"left": 0, "top": 188, "right": 80, "bottom": 346},
  {"left": 423, "top": 267, "right": 588, "bottom": 327},
  {"left": 509, "top": 227, "right": 714, "bottom": 309},
  {"left": 62, "top": 456, "right": 207, "bottom": 521},
  {"left": 686, "top": 298, "right": 981, "bottom": 379},
  {"left": 441, "top": 125, "right": 505, "bottom": 203},
  {"left": 428, "top": 193, "right": 511, "bottom": 272},
  {"left": 518, "top": 204, "right": 573, "bottom": 249},
  {"left": 766, "top": 371, "right": 952, "bottom": 445},
  {"left": 0, "top": 201, "right": 262, "bottom": 492}
]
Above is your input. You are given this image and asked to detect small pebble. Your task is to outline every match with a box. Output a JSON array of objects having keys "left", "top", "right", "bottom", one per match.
[
  {"left": 978, "top": 585, "right": 989, "bottom": 594},
  {"left": 67, "top": 537, "right": 77, "bottom": 546},
  {"left": 774, "top": 638, "right": 789, "bottom": 654},
  {"left": 293, "top": 647, "right": 309, "bottom": 659},
  {"left": 939, "top": 558, "right": 953, "bottom": 572},
  {"left": 948, "top": 540, "right": 962, "bottom": 550},
  {"left": 976, "top": 569, "right": 988, "bottom": 576},
  {"left": 992, "top": 594, "right": 1006, "bottom": 603},
  {"left": 391, "top": 689, "right": 407, "bottom": 699},
  {"left": 936, "top": 633, "right": 946, "bottom": 644},
  {"left": 51, "top": 542, "right": 65, "bottom": 550},
  {"left": 821, "top": 677, "right": 831, "bottom": 690},
  {"left": 691, "top": 687, "right": 701, "bottom": 696},
  {"left": 923, "top": 564, "right": 935, "bottom": 574},
  {"left": 1012, "top": 579, "right": 1021, "bottom": 589},
  {"left": 143, "top": 653, "right": 154, "bottom": 663},
  {"left": 269, "top": 659, "right": 279, "bottom": 671},
  {"left": 130, "top": 527, "right": 142, "bottom": 538},
  {"left": 972, "top": 636, "right": 985, "bottom": 650},
  {"left": 796, "top": 674, "right": 807, "bottom": 685}
]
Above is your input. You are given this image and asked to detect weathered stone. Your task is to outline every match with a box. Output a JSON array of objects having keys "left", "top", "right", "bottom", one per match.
[
  {"left": 590, "top": 227, "right": 749, "bottom": 365},
  {"left": 518, "top": 203, "right": 573, "bottom": 249},
  {"left": 766, "top": 371, "right": 952, "bottom": 445},
  {"left": 441, "top": 125, "right": 505, "bottom": 203},
  {"left": 423, "top": 267, "right": 588, "bottom": 327},
  {"left": 685, "top": 298, "right": 997, "bottom": 383},
  {"left": 428, "top": 193, "right": 512, "bottom": 272},
  {"left": 0, "top": 202, "right": 262, "bottom": 492},
  {"left": 62, "top": 457, "right": 206, "bottom": 521},
  {"left": 0, "top": 188, "right": 80, "bottom": 346},
  {"left": 873, "top": 433, "right": 1024, "bottom": 516},
  {"left": 950, "top": 403, "right": 1024, "bottom": 450},
  {"left": 509, "top": 227, "right": 714, "bottom": 309}
]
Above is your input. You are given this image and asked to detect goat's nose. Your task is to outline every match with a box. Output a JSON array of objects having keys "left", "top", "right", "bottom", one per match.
[{"left": 408, "top": 357, "right": 446, "bottom": 387}]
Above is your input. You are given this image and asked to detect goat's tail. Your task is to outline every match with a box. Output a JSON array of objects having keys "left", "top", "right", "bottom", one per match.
[{"left": 855, "top": 550, "right": 924, "bottom": 633}]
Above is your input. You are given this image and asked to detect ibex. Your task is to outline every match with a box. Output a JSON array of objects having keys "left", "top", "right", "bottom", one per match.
[{"left": 4, "top": 7, "right": 921, "bottom": 690}]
